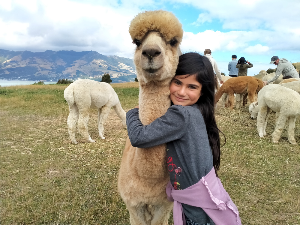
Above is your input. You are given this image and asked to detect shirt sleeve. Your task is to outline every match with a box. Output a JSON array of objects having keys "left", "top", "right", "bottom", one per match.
[
  {"left": 247, "top": 63, "right": 253, "bottom": 68},
  {"left": 268, "top": 65, "right": 282, "bottom": 84},
  {"left": 126, "top": 105, "right": 188, "bottom": 148},
  {"left": 236, "top": 64, "right": 240, "bottom": 68},
  {"left": 228, "top": 63, "right": 231, "bottom": 71}
]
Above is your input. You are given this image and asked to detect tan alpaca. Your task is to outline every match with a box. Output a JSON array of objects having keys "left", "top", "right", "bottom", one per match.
[
  {"left": 215, "top": 76, "right": 264, "bottom": 110},
  {"left": 279, "top": 78, "right": 300, "bottom": 84},
  {"left": 118, "top": 10, "right": 183, "bottom": 225}
]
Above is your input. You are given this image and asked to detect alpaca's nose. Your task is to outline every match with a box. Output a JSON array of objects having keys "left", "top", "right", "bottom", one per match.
[{"left": 142, "top": 46, "right": 161, "bottom": 60}]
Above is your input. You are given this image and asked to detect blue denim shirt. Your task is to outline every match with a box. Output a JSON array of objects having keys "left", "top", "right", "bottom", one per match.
[{"left": 228, "top": 59, "right": 238, "bottom": 75}]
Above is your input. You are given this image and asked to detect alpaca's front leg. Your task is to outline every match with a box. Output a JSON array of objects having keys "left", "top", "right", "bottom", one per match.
[
  {"left": 257, "top": 106, "right": 268, "bottom": 137},
  {"left": 263, "top": 108, "right": 272, "bottom": 136},
  {"left": 67, "top": 104, "right": 79, "bottom": 144},
  {"left": 228, "top": 93, "right": 235, "bottom": 110},
  {"left": 271, "top": 113, "right": 287, "bottom": 143},
  {"left": 287, "top": 116, "right": 297, "bottom": 145},
  {"left": 127, "top": 203, "right": 171, "bottom": 225},
  {"left": 113, "top": 102, "right": 127, "bottom": 128},
  {"left": 221, "top": 93, "right": 228, "bottom": 107},
  {"left": 235, "top": 94, "right": 241, "bottom": 109},
  {"left": 98, "top": 105, "right": 111, "bottom": 139}
]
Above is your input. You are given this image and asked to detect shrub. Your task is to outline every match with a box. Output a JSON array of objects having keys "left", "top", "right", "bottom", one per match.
[
  {"left": 135, "top": 77, "right": 138, "bottom": 82},
  {"left": 33, "top": 81, "right": 45, "bottom": 85}
]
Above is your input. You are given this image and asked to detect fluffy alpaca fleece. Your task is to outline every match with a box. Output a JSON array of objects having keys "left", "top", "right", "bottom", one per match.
[
  {"left": 215, "top": 76, "right": 264, "bottom": 110},
  {"left": 279, "top": 78, "right": 300, "bottom": 84},
  {"left": 64, "top": 79, "right": 126, "bottom": 144},
  {"left": 221, "top": 75, "right": 232, "bottom": 83},
  {"left": 118, "top": 10, "right": 183, "bottom": 225},
  {"left": 262, "top": 72, "right": 283, "bottom": 84},
  {"left": 249, "top": 84, "right": 300, "bottom": 144},
  {"left": 280, "top": 80, "right": 300, "bottom": 93}
]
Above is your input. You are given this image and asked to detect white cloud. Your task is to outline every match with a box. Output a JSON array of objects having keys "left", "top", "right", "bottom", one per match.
[
  {"left": 244, "top": 44, "right": 269, "bottom": 54},
  {"left": 191, "top": 13, "right": 212, "bottom": 26},
  {"left": 0, "top": 0, "right": 299, "bottom": 63}
]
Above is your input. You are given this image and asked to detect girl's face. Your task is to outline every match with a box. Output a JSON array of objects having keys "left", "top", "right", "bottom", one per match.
[{"left": 169, "top": 74, "right": 202, "bottom": 106}]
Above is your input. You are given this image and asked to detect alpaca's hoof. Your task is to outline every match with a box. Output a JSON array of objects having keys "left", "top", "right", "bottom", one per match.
[
  {"left": 101, "top": 136, "right": 105, "bottom": 140},
  {"left": 289, "top": 140, "right": 297, "bottom": 145},
  {"left": 259, "top": 133, "right": 264, "bottom": 138},
  {"left": 72, "top": 141, "right": 78, "bottom": 145},
  {"left": 88, "top": 138, "right": 96, "bottom": 143},
  {"left": 272, "top": 140, "right": 279, "bottom": 144}
]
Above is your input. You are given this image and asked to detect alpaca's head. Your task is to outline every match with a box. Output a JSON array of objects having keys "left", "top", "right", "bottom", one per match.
[
  {"left": 249, "top": 101, "right": 259, "bottom": 119},
  {"left": 257, "top": 78, "right": 265, "bottom": 92},
  {"left": 129, "top": 10, "right": 183, "bottom": 84}
]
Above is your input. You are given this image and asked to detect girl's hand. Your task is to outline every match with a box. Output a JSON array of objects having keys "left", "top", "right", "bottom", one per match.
[{"left": 135, "top": 105, "right": 139, "bottom": 108}]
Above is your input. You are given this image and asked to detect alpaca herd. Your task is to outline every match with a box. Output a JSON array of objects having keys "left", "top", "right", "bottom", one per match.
[{"left": 61, "top": 10, "right": 300, "bottom": 225}]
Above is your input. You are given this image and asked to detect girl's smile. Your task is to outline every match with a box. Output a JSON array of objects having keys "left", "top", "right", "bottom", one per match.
[{"left": 169, "top": 74, "right": 202, "bottom": 106}]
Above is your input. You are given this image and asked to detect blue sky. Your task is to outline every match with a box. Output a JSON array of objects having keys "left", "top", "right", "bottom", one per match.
[{"left": 0, "top": 0, "right": 299, "bottom": 76}]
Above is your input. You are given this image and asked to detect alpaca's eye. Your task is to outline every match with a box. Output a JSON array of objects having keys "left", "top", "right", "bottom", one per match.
[
  {"left": 133, "top": 39, "right": 141, "bottom": 47},
  {"left": 170, "top": 38, "right": 178, "bottom": 46}
]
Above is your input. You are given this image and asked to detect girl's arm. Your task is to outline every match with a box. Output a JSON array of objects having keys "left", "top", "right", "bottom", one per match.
[{"left": 126, "top": 105, "right": 188, "bottom": 148}]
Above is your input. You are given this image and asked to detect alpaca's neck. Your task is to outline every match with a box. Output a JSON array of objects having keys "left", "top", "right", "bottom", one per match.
[{"left": 139, "top": 79, "right": 172, "bottom": 125}]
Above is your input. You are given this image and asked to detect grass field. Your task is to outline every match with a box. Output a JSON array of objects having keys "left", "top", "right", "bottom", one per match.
[{"left": 0, "top": 82, "right": 299, "bottom": 225}]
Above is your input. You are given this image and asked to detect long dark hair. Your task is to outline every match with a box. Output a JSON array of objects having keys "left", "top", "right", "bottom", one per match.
[{"left": 174, "top": 52, "right": 223, "bottom": 175}]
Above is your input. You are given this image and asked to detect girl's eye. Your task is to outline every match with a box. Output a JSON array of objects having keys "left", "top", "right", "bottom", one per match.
[
  {"left": 174, "top": 80, "right": 181, "bottom": 85},
  {"left": 189, "top": 85, "right": 197, "bottom": 89}
]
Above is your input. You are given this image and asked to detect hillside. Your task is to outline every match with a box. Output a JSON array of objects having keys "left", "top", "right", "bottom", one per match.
[{"left": 0, "top": 49, "right": 136, "bottom": 83}]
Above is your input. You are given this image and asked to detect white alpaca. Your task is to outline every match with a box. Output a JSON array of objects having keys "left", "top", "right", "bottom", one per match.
[
  {"left": 64, "top": 79, "right": 126, "bottom": 144},
  {"left": 280, "top": 80, "right": 300, "bottom": 93},
  {"left": 262, "top": 72, "right": 283, "bottom": 84},
  {"left": 249, "top": 84, "right": 300, "bottom": 144},
  {"left": 118, "top": 10, "right": 183, "bottom": 225}
]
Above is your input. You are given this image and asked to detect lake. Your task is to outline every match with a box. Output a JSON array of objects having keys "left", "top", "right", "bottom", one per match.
[{"left": 0, "top": 80, "right": 56, "bottom": 87}]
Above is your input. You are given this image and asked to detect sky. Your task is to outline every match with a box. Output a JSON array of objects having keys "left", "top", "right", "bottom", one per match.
[{"left": 0, "top": 0, "right": 300, "bottom": 76}]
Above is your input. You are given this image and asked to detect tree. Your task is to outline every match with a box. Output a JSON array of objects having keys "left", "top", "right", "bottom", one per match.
[
  {"left": 101, "top": 73, "right": 112, "bottom": 83},
  {"left": 221, "top": 72, "right": 225, "bottom": 76},
  {"left": 57, "top": 79, "right": 73, "bottom": 84},
  {"left": 135, "top": 77, "right": 138, "bottom": 82}
]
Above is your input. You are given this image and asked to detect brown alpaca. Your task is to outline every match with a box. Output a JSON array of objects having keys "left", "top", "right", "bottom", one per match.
[
  {"left": 279, "top": 78, "right": 300, "bottom": 84},
  {"left": 117, "top": 10, "right": 183, "bottom": 225},
  {"left": 215, "top": 76, "right": 264, "bottom": 109}
]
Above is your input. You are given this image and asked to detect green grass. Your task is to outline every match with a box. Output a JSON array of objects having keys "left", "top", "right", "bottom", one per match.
[{"left": 0, "top": 83, "right": 300, "bottom": 224}]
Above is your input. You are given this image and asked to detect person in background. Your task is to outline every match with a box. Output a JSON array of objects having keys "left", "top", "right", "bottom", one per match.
[
  {"left": 204, "top": 49, "right": 223, "bottom": 90},
  {"left": 264, "top": 56, "right": 299, "bottom": 85},
  {"left": 236, "top": 57, "right": 253, "bottom": 76},
  {"left": 228, "top": 55, "right": 238, "bottom": 77}
]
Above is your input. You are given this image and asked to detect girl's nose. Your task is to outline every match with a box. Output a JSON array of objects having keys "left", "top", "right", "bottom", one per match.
[{"left": 177, "top": 87, "right": 186, "bottom": 96}]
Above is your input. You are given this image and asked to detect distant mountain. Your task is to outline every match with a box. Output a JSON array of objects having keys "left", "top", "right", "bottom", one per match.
[{"left": 0, "top": 49, "right": 136, "bottom": 83}]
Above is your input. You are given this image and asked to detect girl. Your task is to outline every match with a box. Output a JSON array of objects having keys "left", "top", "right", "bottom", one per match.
[
  {"left": 236, "top": 57, "right": 253, "bottom": 76},
  {"left": 126, "top": 53, "right": 241, "bottom": 225}
]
